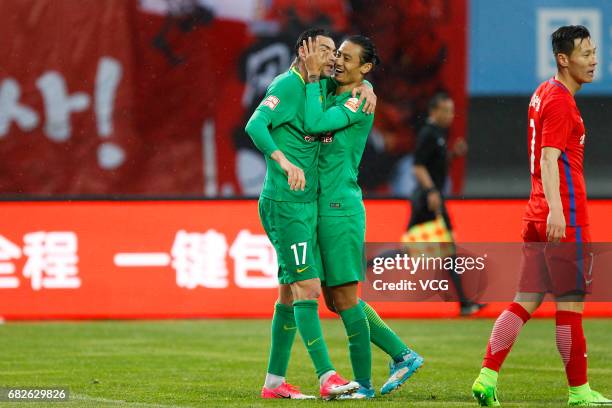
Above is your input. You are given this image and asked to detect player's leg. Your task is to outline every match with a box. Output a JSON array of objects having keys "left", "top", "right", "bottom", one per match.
[
  {"left": 290, "top": 277, "right": 333, "bottom": 379},
  {"left": 318, "top": 213, "right": 371, "bottom": 398},
  {"left": 262, "top": 285, "right": 316, "bottom": 399},
  {"left": 549, "top": 227, "right": 611, "bottom": 406},
  {"left": 323, "top": 286, "right": 415, "bottom": 366},
  {"left": 291, "top": 278, "right": 359, "bottom": 399},
  {"left": 327, "top": 283, "right": 373, "bottom": 399},
  {"left": 276, "top": 201, "right": 356, "bottom": 399},
  {"left": 322, "top": 287, "right": 423, "bottom": 396},
  {"left": 472, "top": 293, "right": 542, "bottom": 407},
  {"left": 322, "top": 211, "right": 422, "bottom": 396},
  {"left": 473, "top": 220, "right": 550, "bottom": 406},
  {"left": 258, "top": 198, "right": 314, "bottom": 399},
  {"left": 556, "top": 299, "right": 611, "bottom": 406},
  {"left": 359, "top": 298, "right": 424, "bottom": 395},
  {"left": 266, "top": 285, "right": 294, "bottom": 385}
]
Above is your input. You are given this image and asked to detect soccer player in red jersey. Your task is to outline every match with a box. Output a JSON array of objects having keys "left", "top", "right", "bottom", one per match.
[{"left": 472, "top": 25, "right": 610, "bottom": 406}]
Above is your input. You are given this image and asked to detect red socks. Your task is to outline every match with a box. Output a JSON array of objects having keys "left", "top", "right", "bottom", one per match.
[
  {"left": 482, "top": 305, "right": 588, "bottom": 387},
  {"left": 556, "top": 310, "right": 588, "bottom": 386},
  {"left": 483, "top": 302, "right": 531, "bottom": 372}
]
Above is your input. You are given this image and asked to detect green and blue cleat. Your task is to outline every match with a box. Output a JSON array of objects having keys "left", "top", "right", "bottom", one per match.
[
  {"left": 380, "top": 350, "right": 424, "bottom": 395},
  {"left": 338, "top": 384, "right": 375, "bottom": 400}
]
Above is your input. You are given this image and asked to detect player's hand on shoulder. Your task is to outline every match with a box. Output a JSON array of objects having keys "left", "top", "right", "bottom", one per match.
[
  {"left": 352, "top": 84, "right": 376, "bottom": 114},
  {"left": 546, "top": 209, "right": 566, "bottom": 242}
]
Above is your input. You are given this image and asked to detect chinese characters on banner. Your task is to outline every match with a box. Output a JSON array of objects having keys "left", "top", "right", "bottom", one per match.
[
  {"left": 1, "top": 199, "right": 612, "bottom": 319},
  {"left": 1, "top": 229, "right": 278, "bottom": 291},
  {"left": 0, "top": 232, "right": 80, "bottom": 290}
]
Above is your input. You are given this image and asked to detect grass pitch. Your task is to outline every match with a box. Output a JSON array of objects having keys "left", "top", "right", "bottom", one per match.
[{"left": 0, "top": 318, "right": 610, "bottom": 407}]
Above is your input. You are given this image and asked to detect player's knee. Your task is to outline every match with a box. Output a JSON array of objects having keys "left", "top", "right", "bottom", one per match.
[
  {"left": 514, "top": 292, "right": 544, "bottom": 313},
  {"left": 323, "top": 296, "right": 337, "bottom": 313},
  {"left": 515, "top": 300, "right": 541, "bottom": 314},
  {"left": 302, "top": 288, "right": 321, "bottom": 300},
  {"left": 292, "top": 279, "right": 321, "bottom": 300},
  {"left": 277, "top": 284, "right": 294, "bottom": 305},
  {"left": 330, "top": 289, "right": 358, "bottom": 312},
  {"left": 556, "top": 299, "right": 584, "bottom": 313}
]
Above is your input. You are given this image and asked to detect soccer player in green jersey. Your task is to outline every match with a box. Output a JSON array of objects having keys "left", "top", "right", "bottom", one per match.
[
  {"left": 302, "top": 35, "right": 424, "bottom": 399},
  {"left": 245, "top": 28, "right": 376, "bottom": 400}
]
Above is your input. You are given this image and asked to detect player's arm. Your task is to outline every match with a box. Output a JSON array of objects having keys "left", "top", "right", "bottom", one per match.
[
  {"left": 304, "top": 82, "right": 354, "bottom": 134},
  {"left": 413, "top": 130, "right": 441, "bottom": 213},
  {"left": 244, "top": 87, "right": 305, "bottom": 191},
  {"left": 540, "top": 96, "right": 572, "bottom": 242},
  {"left": 541, "top": 147, "right": 565, "bottom": 242},
  {"left": 245, "top": 110, "right": 279, "bottom": 158}
]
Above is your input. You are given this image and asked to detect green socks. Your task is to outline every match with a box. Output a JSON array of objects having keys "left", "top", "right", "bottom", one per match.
[
  {"left": 267, "top": 302, "right": 297, "bottom": 376},
  {"left": 359, "top": 299, "right": 410, "bottom": 360},
  {"left": 340, "top": 304, "right": 372, "bottom": 388},
  {"left": 293, "top": 300, "right": 335, "bottom": 377}
]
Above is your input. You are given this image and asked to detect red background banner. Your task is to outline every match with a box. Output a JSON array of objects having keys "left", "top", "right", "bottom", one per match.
[{"left": 1, "top": 199, "right": 610, "bottom": 320}]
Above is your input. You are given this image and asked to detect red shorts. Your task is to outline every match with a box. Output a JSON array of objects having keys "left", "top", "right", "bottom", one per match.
[{"left": 518, "top": 221, "right": 593, "bottom": 297}]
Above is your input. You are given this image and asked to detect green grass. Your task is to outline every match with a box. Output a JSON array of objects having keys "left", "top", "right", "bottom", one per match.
[{"left": 0, "top": 318, "right": 610, "bottom": 407}]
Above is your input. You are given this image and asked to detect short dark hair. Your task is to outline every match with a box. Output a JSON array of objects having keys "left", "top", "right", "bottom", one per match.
[
  {"left": 345, "top": 35, "right": 381, "bottom": 68},
  {"left": 429, "top": 92, "right": 451, "bottom": 111},
  {"left": 551, "top": 25, "right": 591, "bottom": 56},
  {"left": 294, "top": 28, "right": 333, "bottom": 58}
]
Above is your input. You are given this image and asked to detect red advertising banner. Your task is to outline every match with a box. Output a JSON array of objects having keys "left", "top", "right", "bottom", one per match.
[{"left": 0, "top": 199, "right": 610, "bottom": 320}]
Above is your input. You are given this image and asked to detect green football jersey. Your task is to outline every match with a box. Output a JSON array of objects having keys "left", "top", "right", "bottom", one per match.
[
  {"left": 248, "top": 68, "right": 332, "bottom": 202},
  {"left": 304, "top": 82, "right": 374, "bottom": 216}
]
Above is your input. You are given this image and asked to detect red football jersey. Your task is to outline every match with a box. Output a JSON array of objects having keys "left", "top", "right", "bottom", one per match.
[{"left": 524, "top": 78, "right": 588, "bottom": 227}]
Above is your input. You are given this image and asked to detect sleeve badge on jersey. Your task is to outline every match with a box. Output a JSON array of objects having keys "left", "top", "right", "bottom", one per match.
[
  {"left": 262, "top": 95, "right": 280, "bottom": 110},
  {"left": 344, "top": 97, "right": 360, "bottom": 113}
]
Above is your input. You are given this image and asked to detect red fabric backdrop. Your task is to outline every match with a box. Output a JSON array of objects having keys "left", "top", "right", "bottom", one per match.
[
  {"left": 0, "top": 0, "right": 249, "bottom": 194},
  {"left": 0, "top": 0, "right": 467, "bottom": 196}
]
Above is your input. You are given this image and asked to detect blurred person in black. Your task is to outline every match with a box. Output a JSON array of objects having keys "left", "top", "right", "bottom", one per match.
[{"left": 409, "top": 92, "right": 484, "bottom": 316}]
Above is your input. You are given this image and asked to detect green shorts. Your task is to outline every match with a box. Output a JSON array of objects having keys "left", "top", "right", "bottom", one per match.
[
  {"left": 318, "top": 211, "right": 366, "bottom": 287},
  {"left": 258, "top": 197, "right": 320, "bottom": 284}
]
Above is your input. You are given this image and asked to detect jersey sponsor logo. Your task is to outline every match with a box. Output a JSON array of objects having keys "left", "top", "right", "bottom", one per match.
[
  {"left": 303, "top": 135, "right": 317, "bottom": 142},
  {"left": 262, "top": 95, "right": 280, "bottom": 110},
  {"left": 344, "top": 97, "right": 360, "bottom": 113},
  {"left": 296, "top": 265, "right": 310, "bottom": 273},
  {"left": 320, "top": 132, "right": 334, "bottom": 143},
  {"left": 330, "top": 203, "right": 341, "bottom": 208},
  {"left": 580, "top": 134, "right": 586, "bottom": 145}
]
